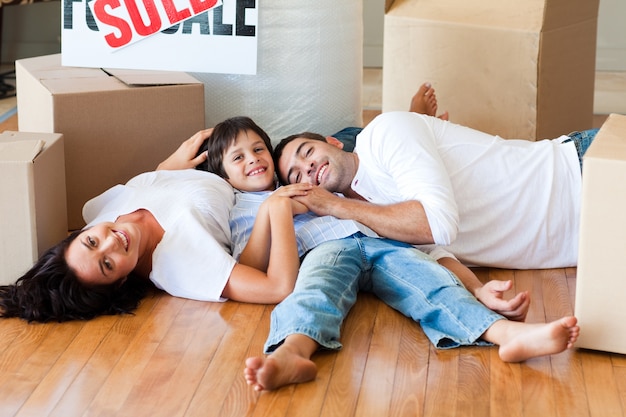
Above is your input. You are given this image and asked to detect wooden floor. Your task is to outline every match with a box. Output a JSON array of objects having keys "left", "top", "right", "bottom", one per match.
[
  {"left": 2, "top": 107, "right": 625, "bottom": 416},
  {"left": 3, "top": 267, "right": 626, "bottom": 417}
]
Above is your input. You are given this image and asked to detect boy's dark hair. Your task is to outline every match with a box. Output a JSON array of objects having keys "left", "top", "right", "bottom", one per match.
[
  {"left": 0, "top": 231, "right": 151, "bottom": 323},
  {"left": 272, "top": 132, "right": 327, "bottom": 184},
  {"left": 195, "top": 116, "right": 274, "bottom": 178}
]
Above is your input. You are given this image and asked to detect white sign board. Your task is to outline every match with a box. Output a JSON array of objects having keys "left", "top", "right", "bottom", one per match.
[{"left": 61, "top": 0, "right": 258, "bottom": 74}]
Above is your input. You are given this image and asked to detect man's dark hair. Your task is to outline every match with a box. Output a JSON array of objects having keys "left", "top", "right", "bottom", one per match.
[
  {"left": 0, "top": 231, "right": 151, "bottom": 323},
  {"left": 195, "top": 116, "right": 274, "bottom": 178}
]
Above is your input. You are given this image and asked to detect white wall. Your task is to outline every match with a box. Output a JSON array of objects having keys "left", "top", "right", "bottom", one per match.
[{"left": 596, "top": 0, "right": 626, "bottom": 71}]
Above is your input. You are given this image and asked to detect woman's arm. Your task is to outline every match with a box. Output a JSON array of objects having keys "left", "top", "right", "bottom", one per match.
[{"left": 156, "top": 129, "right": 212, "bottom": 170}]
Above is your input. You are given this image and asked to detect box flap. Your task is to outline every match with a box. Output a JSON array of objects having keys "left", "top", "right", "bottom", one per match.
[
  {"left": 104, "top": 68, "right": 201, "bottom": 86},
  {"left": 17, "top": 53, "right": 200, "bottom": 92},
  {"left": 386, "top": 0, "right": 548, "bottom": 31},
  {"left": 585, "top": 114, "right": 626, "bottom": 161},
  {"left": 0, "top": 140, "right": 44, "bottom": 162},
  {"left": 17, "top": 54, "right": 108, "bottom": 81},
  {"left": 543, "top": 0, "right": 599, "bottom": 31}
]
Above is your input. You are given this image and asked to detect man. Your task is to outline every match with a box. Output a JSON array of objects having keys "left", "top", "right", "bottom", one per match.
[{"left": 273, "top": 111, "right": 598, "bottom": 269}]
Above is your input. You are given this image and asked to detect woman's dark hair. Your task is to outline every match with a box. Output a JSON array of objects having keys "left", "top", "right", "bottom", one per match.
[
  {"left": 195, "top": 116, "right": 274, "bottom": 177},
  {"left": 0, "top": 230, "right": 151, "bottom": 323},
  {"left": 272, "top": 132, "right": 326, "bottom": 184}
]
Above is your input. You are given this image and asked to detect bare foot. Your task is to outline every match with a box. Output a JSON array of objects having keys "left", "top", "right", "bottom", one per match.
[
  {"left": 496, "top": 316, "right": 580, "bottom": 362},
  {"left": 409, "top": 82, "right": 449, "bottom": 121},
  {"left": 244, "top": 347, "right": 318, "bottom": 391}
]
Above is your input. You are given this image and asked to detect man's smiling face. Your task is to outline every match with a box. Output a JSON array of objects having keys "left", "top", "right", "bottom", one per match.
[{"left": 277, "top": 137, "right": 348, "bottom": 192}]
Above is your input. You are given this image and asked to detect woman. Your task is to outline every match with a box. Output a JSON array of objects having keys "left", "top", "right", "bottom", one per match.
[{"left": 0, "top": 130, "right": 304, "bottom": 322}]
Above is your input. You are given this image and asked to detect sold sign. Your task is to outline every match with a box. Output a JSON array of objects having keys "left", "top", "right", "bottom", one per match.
[
  {"left": 92, "top": 0, "right": 221, "bottom": 48},
  {"left": 61, "top": 0, "right": 258, "bottom": 74}
]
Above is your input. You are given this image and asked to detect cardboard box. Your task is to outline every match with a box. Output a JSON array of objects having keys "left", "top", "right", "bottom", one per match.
[
  {"left": 382, "top": 0, "right": 599, "bottom": 140},
  {"left": 0, "top": 132, "right": 67, "bottom": 285},
  {"left": 16, "top": 54, "right": 205, "bottom": 229},
  {"left": 575, "top": 113, "right": 626, "bottom": 354}
]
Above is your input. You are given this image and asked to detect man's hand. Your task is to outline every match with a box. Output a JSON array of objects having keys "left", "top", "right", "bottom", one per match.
[
  {"left": 157, "top": 128, "right": 213, "bottom": 171},
  {"left": 292, "top": 185, "right": 343, "bottom": 216},
  {"left": 474, "top": 280, "right": 530, "bottom": 322}
]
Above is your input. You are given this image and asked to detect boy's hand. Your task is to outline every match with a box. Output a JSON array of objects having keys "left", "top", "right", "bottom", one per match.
[
  {"left": 268, "top": 184, "right": 312, "bottom": 216},
  {"left": 475, "top": 280, "right": 530, "bottom": 322},
  {"left": 157, "top": 128, "right": 213, "bottom": 170}
]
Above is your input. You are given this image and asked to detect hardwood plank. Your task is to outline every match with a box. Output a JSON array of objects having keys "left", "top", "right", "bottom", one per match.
[
  {"left": 14, "top": 317, "right": 117, "bottom": 417},
  {"left": 353, "top": 302, "right": 404, "bottom": 417},
  {"left": 47, "top": 293, "right": 160, "bottom": 417},
  {"left": 550, "top": 351, "right": 589, "bottom": 417},
  {"left": 184, "top": 302, "right": 267, "bottom": 417},
  {"left": 116, "top": 299, "right": 235, "bottom": 417},
  {"left": 614, "top": 366, "right": 626, "bottom": 415},
  {"left": 456, "top": 348, "right": 491, "bottom": 417},
  {"left": 489, "top": 355, "right": 523, "bottom": 417},
  {"left": 0, "top": 321, "right": 84, "bottom": 416},
  {"left": 581, "top": 350, "right": 624, "bottom": 416},
  {"left": 388, "top": 319, "right": 431, "bottom": 417},
  {"left": 81, "top": 294, "right": 189, "bottom": 416},
  {"left": 520, "top": 359, "right": 556, "bottom": 417},
  {"left": 539, "top": 269, "right": 573, "bottom": 319},
  {"left": 318, "top": 293, "right": 379, "bottom": 417},
  {"left": 423, "top": 346, "right": 460, "bottom": 417}
]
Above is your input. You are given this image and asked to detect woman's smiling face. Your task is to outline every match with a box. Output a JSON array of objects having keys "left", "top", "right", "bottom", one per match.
[{"left": 66, "top": 221, "right": 142, "bottom": 286}]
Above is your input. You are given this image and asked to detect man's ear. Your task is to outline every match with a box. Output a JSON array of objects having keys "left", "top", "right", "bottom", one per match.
[{"left": 325, "top": 136, "right": 345, "bottom": 150}]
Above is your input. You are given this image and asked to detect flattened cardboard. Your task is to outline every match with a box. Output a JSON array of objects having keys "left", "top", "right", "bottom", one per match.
[
  {"left": 575, "top": 113, "right": 626, "bottom": 354},
  {"left": 0, "top": 132, "right": 67, "bottom": 285},
  {"left": 383, "top": 0, "right": 599, "bottom": 141},
  {"left": 16, "top": 54, "right": 205, "bottom": 229}
]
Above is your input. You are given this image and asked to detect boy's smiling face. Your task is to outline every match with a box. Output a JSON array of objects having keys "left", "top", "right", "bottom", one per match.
[{"left": 222, "top": 129, "right": 276, "bottom": 192}]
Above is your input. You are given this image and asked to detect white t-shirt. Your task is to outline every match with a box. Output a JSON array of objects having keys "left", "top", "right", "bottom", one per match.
[
  {"left": 352, "top": 111, "right": 581, "bottom": 269},
  {"left": 83, "top": 169, "right": 237, "bottom": 301}
]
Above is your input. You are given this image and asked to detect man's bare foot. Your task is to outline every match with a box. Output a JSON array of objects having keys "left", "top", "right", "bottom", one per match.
[
  {"left": 244, "top": 347, "right": 318, "bottom": 391},
  {"left": 409, "top": 82, "right": 449, "bottom": 121},
  {"left": 496, "top": 316, "right": 580, "bottom": 362}
]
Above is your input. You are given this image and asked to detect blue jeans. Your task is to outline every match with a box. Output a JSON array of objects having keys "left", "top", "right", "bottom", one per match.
[
  {"left": 563, "top": 128, "right": 600, "bottom": 172},
  {"left": 264, "top": 234, "right": 503, "bottom": 353}
]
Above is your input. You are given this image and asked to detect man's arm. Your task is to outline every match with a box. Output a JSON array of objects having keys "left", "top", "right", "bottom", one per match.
[{"left": 294, "top": 186, "right": 435, "bottom": 245}]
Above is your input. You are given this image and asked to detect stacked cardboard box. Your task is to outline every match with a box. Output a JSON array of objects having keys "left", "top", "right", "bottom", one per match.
[
  {"left": 0, "top": 132, "right": 67, "bottom": 284},
  {"left": 383, "top": 0, "right": 600, "bottom": 140},
  {"left": 16, "top": 54, "right": 205, "bottom": 229}
]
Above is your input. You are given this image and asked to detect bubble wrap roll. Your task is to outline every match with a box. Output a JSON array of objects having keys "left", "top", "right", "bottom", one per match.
[{"left": 192, "top": 0, "right": 363, "bottom": 143}]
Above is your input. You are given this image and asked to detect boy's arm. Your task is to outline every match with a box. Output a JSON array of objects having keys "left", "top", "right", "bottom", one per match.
[
  {"left": 223, "top": 197, "right": 300, "bottom": 303},
  {"left": 224, "top": 185, "right": 310, "bottom": 304},
  {"left": 436, "top": 256, "right": 529, "bottom": 322}
]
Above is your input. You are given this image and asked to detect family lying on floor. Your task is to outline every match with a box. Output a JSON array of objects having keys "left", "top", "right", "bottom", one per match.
[{"left": 2, "top": 83, "right": 598, "bottom": 391}]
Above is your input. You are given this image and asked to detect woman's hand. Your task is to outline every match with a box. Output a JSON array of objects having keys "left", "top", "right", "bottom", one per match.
[{"left": 156, "top": 128, "right": 213, "bottom": 171}]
